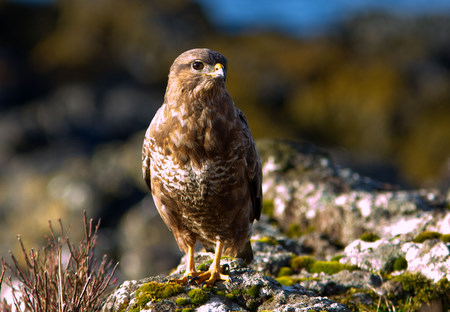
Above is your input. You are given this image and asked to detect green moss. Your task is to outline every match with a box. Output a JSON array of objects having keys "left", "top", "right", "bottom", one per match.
[
  {"left": 225, "top": 293, "right": 236, "bottom": 300},
  {"left": 277, "top": 266, "right": 293, "bottom": 277},
  {"left": 130, "top": 281, "right": 183, "bottom": 311},
  {"left": 197, "top": 259, "right": 213, "bottom": 271},
  {"left": 181, "top": 308, "right": 194, "bottom": 312},
  {"left": 286, "top": 224, "right": 316, "bottom": 238},
  {"left": 290, "top": 255, "right": 315, "bottom": 271},
  {"left": 276, "top": 276, "right": 296, "bottom": 286},
  {"left": 330, "top": 254, "right": 345, "bottom": 262},
  {"left": 329, "top": 272, "right": 450, "bottom": 311},
  {"left": 215, "top": 290, "right": 225, "bottom": 296},
  {"left": 213, "top": 284, "right": 264, "bottom": 306},
  {"left": 291, "top": 255, "right": 357, "bottom": 275},
  {"left": 256, "top": 236, "right": 278, "bottom": 245},
  {"left": 309, "top": 260, "right": 357, "bottom": 275},
  {"left": 286, "top": 224, "right": 302, "bottom": 238},
  {"left": 330, "top": 287, "right": 375, "bottom": 311},
  {"left": 394, "top": 272, "right": 450, "bottom": 311},
  {"left": 262, "top": 199, "right": 275, "bottom": 217},
  {"left": 392, "top": 256, "right": 408, "bottom": 271},
  {"left": 226, "top": 288, "right": 241, "bottom": 300},
  {"left": 187, "top": 288, "right": 209, "bottom": 306},
  {"left": 413, "top": 231, "right": 441, "bottom": 243},
  {"left": 440, "top": 233, "right": 450, "bottom": 243},
  {"left": 175, "top": 297, "right": 190, "bottom": 305},
  {"left": 296, "top": 276, "right": 321, "bottom": 282},
  {"left": 246, "top": 285, "right": 260, "bottom": 299},
  {"left": 360, "top": 232, "right": 380, "bottom": 242}
]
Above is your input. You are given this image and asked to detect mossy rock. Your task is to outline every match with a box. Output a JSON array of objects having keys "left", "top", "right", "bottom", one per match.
[
  {"left": 330, "top": 287, "right": 376, "bottom": 311},
  {"left": 439, "top": 233, "right": 450, "bottom": 243},
  {"left": 224, "top": 288, "right": 242, "bottom": 301},
  {"left": 130, "top": 281, "right": 183, "bottom": 311},
  {"left": 285, "top": 224, "right": 316, "bottom": 238},
  {"left": 413, "top": 231, "right": 441, "bottom": 243},
  {"left": 392, "top": 256, "right": 408, "bottom": 271},
  {"left": 360, "top": 232, "right": 380, "bottom": 242},
  {"left": 333, "top": 273, "right": 450, "bottom": 311},
  {"left": 256, "top": 236, "right": 279, "bottom": 245},
  {"left": 291, "top": 256, "right": 315, "bottom": 271},
  {"left": 330, "top": 254, "right": 345, "bottom": 262},
  {"left": 394, "top": 272, "right": 450, "bottom": 311},
  {"left": 276, "top": 276, "right": 296, "bottom": 286},
  {"left": 197, "top": 259, "right": 213, "bottom": 271},
  {"left": 187, "top": 288, "right": 209, "bottom": 306},
  {"left": 175, "top": 297, "right": 190, "bottom": 306},
  {"left": 286, "top": 224, "right": 302, "bottom": 238},
  {"left": 262, "top": 199, "right": 275, "bottom": 218},
  {"left": 309, "top": 261, "right": 357, "bottom": 275},
  {"left": 277, "top": 266, "right": 294, "bottom": 277},
  {"left": 246, "top": 285, "right": 261, "bottom": 299},
  {"left": 290, "top": 255, "right": 357, "bottom": 275}
]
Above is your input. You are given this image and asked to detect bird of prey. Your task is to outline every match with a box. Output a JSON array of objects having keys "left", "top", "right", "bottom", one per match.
[{"left": 142, "top": 48, "right": 262, "bottom": 286}]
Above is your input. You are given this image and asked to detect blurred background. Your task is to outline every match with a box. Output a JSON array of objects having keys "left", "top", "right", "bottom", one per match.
[{"left": 0, "top": 0, "right": 449, "bottom": 281}]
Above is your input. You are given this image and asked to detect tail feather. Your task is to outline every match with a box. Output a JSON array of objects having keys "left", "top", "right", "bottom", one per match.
[{"left": 236, "top": 240, "right": 254, "bottom": 264}]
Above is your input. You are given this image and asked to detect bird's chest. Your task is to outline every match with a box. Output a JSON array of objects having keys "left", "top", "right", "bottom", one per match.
[{"left": 151, "top": 148, "right": 239, "bottom": 208}]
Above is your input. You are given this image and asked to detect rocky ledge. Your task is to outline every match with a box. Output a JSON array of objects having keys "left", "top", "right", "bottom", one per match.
[{"left": 101, "top": 139, "right": 449, "bottom": 312}]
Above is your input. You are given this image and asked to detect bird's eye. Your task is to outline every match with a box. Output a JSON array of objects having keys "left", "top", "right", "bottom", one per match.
[{"left": 192, "top": 61, "right": 204, "bottom": 71}]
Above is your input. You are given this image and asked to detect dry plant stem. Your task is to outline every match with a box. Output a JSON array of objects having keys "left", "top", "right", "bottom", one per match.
[
  {"left": 58, "top": 238, "right": 64, "bottom": 312},
  {"left": 0, "top": 259, "right": 6, "bottom": 290},
  {"left": 0, "top": 211, "right": 118, "bottom": 312},
  {"left": 0, "top": 260, "right": 12, "bottom": 311}
]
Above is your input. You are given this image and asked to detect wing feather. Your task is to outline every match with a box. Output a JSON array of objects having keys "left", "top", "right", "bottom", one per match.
[
  {"left": 237, "top": 108, "right": 262, "bottom": 221},
  {"left": 142, "top": 127, "right": 152, "bottom": 191}
]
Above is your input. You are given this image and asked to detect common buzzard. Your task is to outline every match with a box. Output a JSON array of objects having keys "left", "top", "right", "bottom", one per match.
[{"left": 142, "top": 48, "right": 262, "bottom": 286}]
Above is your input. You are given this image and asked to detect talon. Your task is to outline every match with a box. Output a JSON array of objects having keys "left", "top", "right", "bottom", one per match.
[
  {"left": 221, "top": 263, "right": 230, "bottom": 274},
  {"left": 187, "top": 275, "right": 200, "bottom": 285}
]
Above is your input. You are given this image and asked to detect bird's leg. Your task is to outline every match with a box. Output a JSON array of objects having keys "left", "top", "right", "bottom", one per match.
[
  {"left": 186, "top": 244, "right": 197, "bottom": 276},
  {"left": 195, "top": 240, "right": 230, "bottom": 287},
  {"left": 171, "top": 245, "right": 202, "bottom": 284}
]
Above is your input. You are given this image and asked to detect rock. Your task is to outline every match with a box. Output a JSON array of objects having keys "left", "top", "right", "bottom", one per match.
[
  {"left": 102, "top": 208, "right": 449, "bottom": 311},
  {"left": 340, "top": 234, "right": 450, "bottom": 283},
  {"left": 301, "top": 270, "right": 382, "bottom": 296},
  {"left": 340, "top": 238, "right": 406, "bottom": 273},
  {"left": 257, "top": 139, "right": 449, "bottom": 246},
  {"left": 101, "top": 254, "right": 350, "bottom": 312},
  {"left": 402, "top": 240, "right": 450, "bottom": 283}
]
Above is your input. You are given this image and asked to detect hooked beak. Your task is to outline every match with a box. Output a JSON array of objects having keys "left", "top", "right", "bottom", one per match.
[{"left": 207, "top": 63, "right": 226, "bottom": 80}]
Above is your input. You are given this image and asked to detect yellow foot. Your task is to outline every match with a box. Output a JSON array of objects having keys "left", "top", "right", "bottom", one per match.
[
  {"left": 170, "top": 271, "right": 203, "bottom": 285},
  {"left": 195, "top": 270, "right": 230, "bottom": 288},
  {"left": 170, "top": 270, "right": 230, "bottom": 287}
]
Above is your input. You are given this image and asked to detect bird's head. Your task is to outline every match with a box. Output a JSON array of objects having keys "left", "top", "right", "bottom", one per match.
[{"left": 167, "top": 48, "right": 228, "bottom": 100}]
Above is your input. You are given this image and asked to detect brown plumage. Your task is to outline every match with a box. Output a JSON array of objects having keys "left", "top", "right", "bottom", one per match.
[{"left": 142, "top": 48, "right": 262, "bottom": 286}]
